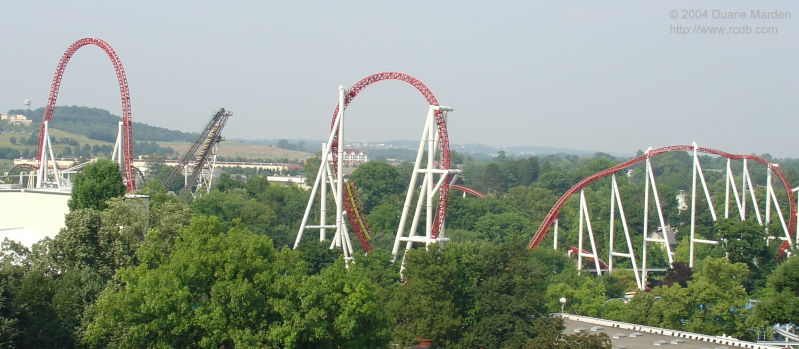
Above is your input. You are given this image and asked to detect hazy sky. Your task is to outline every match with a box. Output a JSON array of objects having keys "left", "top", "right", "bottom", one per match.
[{"left": 1, "top": 1, "right": 796, "bottom": 156}]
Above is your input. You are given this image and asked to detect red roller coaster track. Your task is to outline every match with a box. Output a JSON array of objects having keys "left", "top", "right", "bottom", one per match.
[
  {"left": 528, "top": 145, "right": 796, "bottom": 254},
  {"left": 330, "top": 72, "right": 452, "bottom": 251},
  {"left": 37, "top": 38, "right": 135, "bottom": 191}
]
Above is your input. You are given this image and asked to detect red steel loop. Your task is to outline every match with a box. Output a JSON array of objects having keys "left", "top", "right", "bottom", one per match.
[
  {"left": 528, "top": 145, "right": 796, "bottom": 256},
  {"left": 36, "top": 38, "right": 135, "bottom": 191},
  {"left": 329, "top": 72, "right": 452, "bottom": 249}
]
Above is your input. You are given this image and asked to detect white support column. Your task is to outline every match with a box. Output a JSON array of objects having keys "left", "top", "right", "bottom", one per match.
[
  {"left": 641, "top": 151, "right": 651, "bottom": 284},
  {"left": 727, "top": 160, "right": 745, "bottom": 220},
  {"left": 765, "top": 167, "right": 772, "bottom": 233},
  {"left": 611, "top": 174, "right": 643, "bottom": 289},
  {"left": 741, "top": 160, "right": 748, "bottom": 219},
  {"left": 320, "top": 143, "right": 328, "bottom": 241},
  {"left": 392, "top": 109, "right": 432, "bottom": 260},
  {"left": 689, "top": 145, "right": 698, "bottom": 268},
  {"left": 646, "top": 157, "right": 673, "bottom": 264},
  {"left": 295, "top": 87, "right": 349, "bottom": 256},
  {"left": 579, "top": 190, "right": 602, "bottom": 275},
  {"left": 724, "top": 158, "right": 731, "bottom": 219},
  {"left": 688, "top": 144, "right": 722, "bottom": 267},
  {"left": 37, "top": 120, "right": 61, "bottom": 188},
  {"left": 609, "top": 177, "right": 617, "bottom": 272},
  {"left": 206, "top": 144, "right": 218, "bottom": 193},
  {"left": 553, "top": 219, "right": 559, "bottom": 250},
  {"left": 47, "top": 127, "right": 60, "bottom": 188},
  {"left": 425, "top": 110, "right": 435, "bottom": 243},
  {"left": 693, "top": 145, "right": 717, "bottom": 222},
  {"left": 743, "top": 160, "right": 764, "bottom": 225},
  {"left": 578, "top": 190, "right": 584, "bottom": 275},
  {"left": 766, "top": 167, "right": 791, "bottom": 244},
  {"left": 334, "top": 86, "right": 347, "bottom": 262},
  {"left": 36, "top": 124, "right": 48, "bottom": 188},
  {"left": 111, "top": 121, "right": 123, "bottom": 167},
  {"left": 392, "top": 106, "right": 459, "bottom": 261}
]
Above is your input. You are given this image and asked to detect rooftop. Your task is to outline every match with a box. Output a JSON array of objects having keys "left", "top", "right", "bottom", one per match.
[{"left": 558, "top": 313, "right": 781, "bottom": 349}]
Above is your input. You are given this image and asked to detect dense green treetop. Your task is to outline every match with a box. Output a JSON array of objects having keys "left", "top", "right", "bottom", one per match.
[
  {"left": 348, "top": 161, "right": 404, "bottom": 212},
  {"left": 68, "top": 159, "right": 126, "bottom": 211}
]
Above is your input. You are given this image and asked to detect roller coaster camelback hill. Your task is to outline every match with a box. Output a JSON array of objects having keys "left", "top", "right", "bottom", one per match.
[{"left": 3, "top": 5, "right": 798, "bottom": 345}]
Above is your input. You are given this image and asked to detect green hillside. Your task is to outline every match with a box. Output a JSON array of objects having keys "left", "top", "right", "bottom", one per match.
[
  {"left": 0, "top": 105, "right": 309, "bottom": 162},
  {"left": 8, "top": 105, "right": 197, "bottom": 143},
  {"left": 0, "top": 128, "right": 175, "bottom": 159}
]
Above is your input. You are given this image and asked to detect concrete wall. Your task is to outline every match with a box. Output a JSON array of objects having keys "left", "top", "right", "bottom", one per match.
[{"left": 0, "top": 189, "right": 70, "bottom": 244}]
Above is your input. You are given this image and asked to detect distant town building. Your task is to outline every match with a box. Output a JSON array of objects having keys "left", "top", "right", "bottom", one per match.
[
  {"left": 385, "top": 158, "right": 402, "bottom": 166},
  {"left": 342, "top": 149, "right": 368, "bottom": 166},
  {"left": 676, "top": 190, "right": 688, "bottom": 211},
  {"left": 0, "top": 114, "right": 32, "bottom": 126},
  {"left": 649, "top": 225, "right": 678, "bottom": 248}
]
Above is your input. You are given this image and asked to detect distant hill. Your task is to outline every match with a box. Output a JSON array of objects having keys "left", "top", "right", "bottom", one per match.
[
  {"left": 1, "top": 106, "right": 311, "bottom": 161},
  {"left": 8, "top": 106, "right": 198, "bottom": 143}
]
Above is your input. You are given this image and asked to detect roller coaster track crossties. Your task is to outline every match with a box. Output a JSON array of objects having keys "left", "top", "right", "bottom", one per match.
[
  {"left": 329, "top": 72, "right": 453, "bottom": 245},
  {"left": 36, "top": 38, "right": 136, "bottom": 191},
  {"left": 163, "top": 108, "right": 231, "bottom": 193},
  {"left": 528, "top": 144, "right": 796, "bottom": 288}
]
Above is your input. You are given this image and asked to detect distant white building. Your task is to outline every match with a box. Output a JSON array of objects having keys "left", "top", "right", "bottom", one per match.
[
  {"left": 0, "top": 114, "right": 32, "bottom": 127},
  {"left": 341, "top": 149, "right": 368, "bottom": 166},
  {"left": 676, "top": 190, "right": 688, "bottom": 211}
]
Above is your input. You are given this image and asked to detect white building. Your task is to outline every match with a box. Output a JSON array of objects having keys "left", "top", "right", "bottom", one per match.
[
  {"left": 0, "top": 189, "right": 71, "bottom": 247},
  {"left": 0, "top": 114, "right": 33, "bottom": 126},
  {"left": 341, "top": 149, "right": 368, "bottom": 166}
]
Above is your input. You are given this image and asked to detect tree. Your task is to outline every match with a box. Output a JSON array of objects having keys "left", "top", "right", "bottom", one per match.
[
  {"left": 52, "top": 197, "right": 149, "bottom": 279},
  {"left": 348, "top": 161, "right": 404, "bottom": 212},
  {"left": 635, "top": 257, "right": 752, "bottom": 337},
  {"left": 303, "top": 154, "right": 321, "bottom": 187},
  {"left": 82, "top": 216, "right": 392, "bottom": 348},
  {"left": 457, "top": 242, "right": 549, "bottom": 348},
  {"left": 390, "top": 245, "right": 462, "bottom": 347},
  {"left": 473, "top": 212, "right": 532, "bottom": 243},
  {"left": 712, "top": 218, "right": 775, "bottom": 289},
  {"left": 661, "top": 261, "right": 692, "bottom": 287},
  {"left": 68, "top": 159, "right": 126, "bottom": 211},
  {"left": 83, "top": 216, "right": 291, "bottom": 347},
  {"left": 275, "top": 259, "right": 393, "bottom": 348},
  {"left": 754, "top": 255, "right": 799, "bottom": 325},
  {"left": 0, "top": 285, "right": 19, "bottom": 348}
]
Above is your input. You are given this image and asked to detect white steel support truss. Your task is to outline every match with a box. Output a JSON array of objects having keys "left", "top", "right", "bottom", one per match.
[
  {"left": 111, "top": 121, "right": 124, "bottom": 168},
  {"left": 766, "top": 165, "right": 792, "bottom": 245},
  {"left": 391, "top": 105, "right": 458, "bottom": 261},
  {"left": 688, "top": 143, "right": 720, "bottom": 267},
  {"left": 608, "top": 174, "right": 643, "bottom": 290},
  {"left": 194, "top": 143, "right": 219, "bottom": 196},
  {"left": 577, "top": 190, "right": 602, "bottom": 276},
  {"left": 640, "top": 148, "right": 674, "bottom": 284},
  {"left": 36, "top": 121, "right": 61, "bottom": 189},
  {"left": 295, "top": 86, "right": 355, "bottom": 262}
]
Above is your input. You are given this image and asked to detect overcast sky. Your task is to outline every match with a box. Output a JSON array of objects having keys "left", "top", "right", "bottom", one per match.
[{"left": 1, "top": 1, "right": 796, "bottom": 156}]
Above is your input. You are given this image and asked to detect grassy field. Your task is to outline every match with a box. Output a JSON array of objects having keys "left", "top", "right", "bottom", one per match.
[
  {"left": 0, "top": 129, "right": 311, "bottom": 162},
  {"left": 0, "top": 129, "right": 112, "bottom": 154},
  {"left": 158, "top": 141, "right": 311, "bottom": 161}
]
